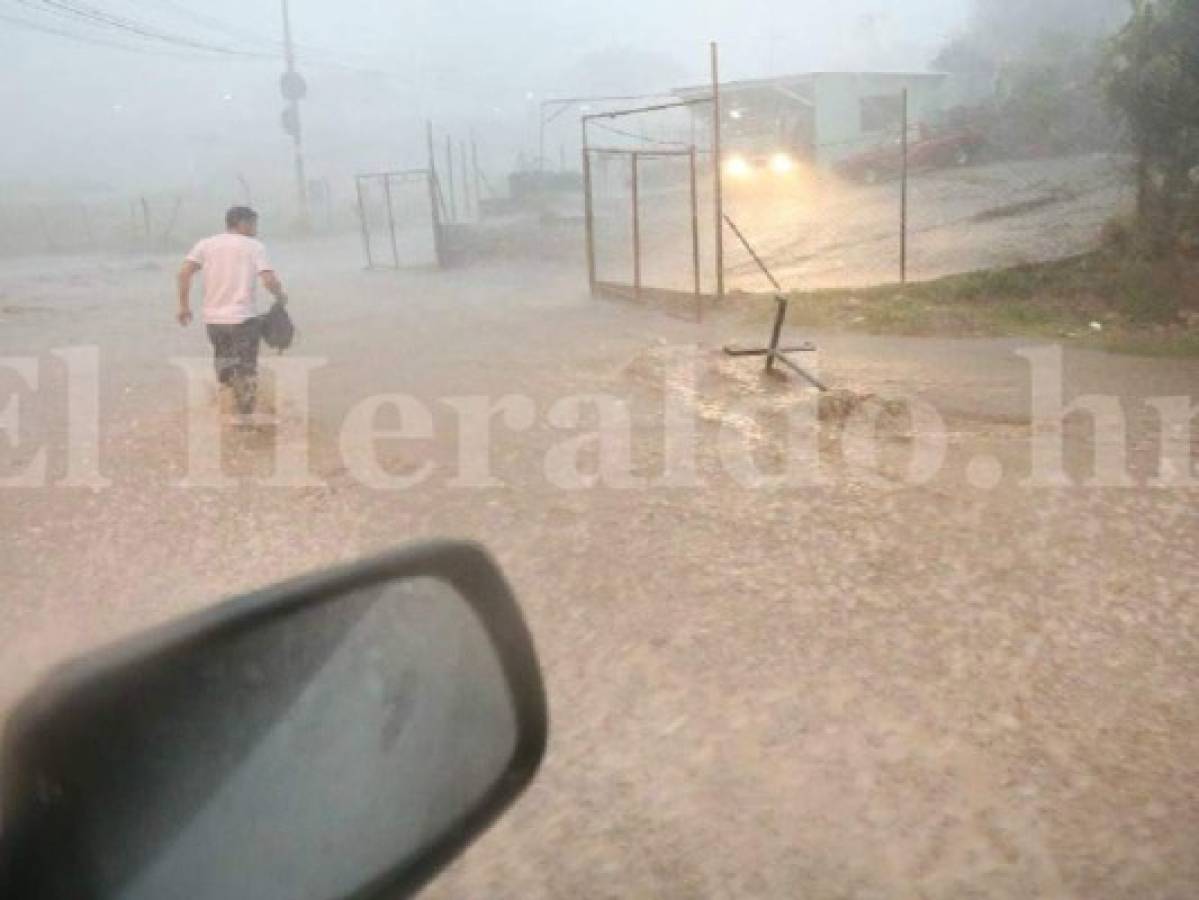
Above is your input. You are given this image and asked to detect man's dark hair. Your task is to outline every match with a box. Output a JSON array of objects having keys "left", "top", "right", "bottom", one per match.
[{"left": 225, "top": 206, "right": 258, "bottom": 229}]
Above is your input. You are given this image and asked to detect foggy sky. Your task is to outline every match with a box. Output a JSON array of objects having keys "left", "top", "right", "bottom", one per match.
[
  {"left": 0, "top": 0, "right": 969, "bottom": 192},
  {"left": 23, "top": 0, "right": 1117, "bottom": 198}
]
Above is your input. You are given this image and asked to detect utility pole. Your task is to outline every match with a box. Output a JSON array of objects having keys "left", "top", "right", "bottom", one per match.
[
  {"left": 711, "top": 41, "right": 725, "bottom": 301},
  {"left": 280, "top": 0, "right": 309, "bottom": 228},
  {"left": 900, "top": 88, "right": 909, "bottom": 284}
]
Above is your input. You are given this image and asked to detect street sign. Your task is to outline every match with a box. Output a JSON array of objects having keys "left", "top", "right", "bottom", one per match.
[{"left": 280, "top": 71, "right": 307, "bottom": 102}]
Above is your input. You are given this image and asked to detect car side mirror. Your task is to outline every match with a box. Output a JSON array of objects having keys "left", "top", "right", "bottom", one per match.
[{"left": 0, "top": 541, "right": 547, "bottom": 900}]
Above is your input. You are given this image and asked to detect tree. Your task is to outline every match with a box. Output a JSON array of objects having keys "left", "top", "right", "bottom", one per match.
[
  {"left": 934, "top": 1, "right": 1130, "bottom": 158},
  {"left": 1104, "top": 0, "right": 1199, "bottom": 253},
  {"left": 968, "top": 0, "right": 1129, "bottom": 56}
]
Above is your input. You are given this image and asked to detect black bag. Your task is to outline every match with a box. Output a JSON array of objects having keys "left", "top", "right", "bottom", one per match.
[{"left": 261, "top": 300, "right": 295, "bottom": 352}]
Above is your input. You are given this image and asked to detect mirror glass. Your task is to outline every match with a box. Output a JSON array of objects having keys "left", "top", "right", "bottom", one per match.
[{"left": 27, "top": 576, "right": 519, "bottom": 900}]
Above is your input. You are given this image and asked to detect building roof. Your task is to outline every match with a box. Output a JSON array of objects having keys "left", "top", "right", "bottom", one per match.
[{"left": 674, "top": 70, "right": 949, "bottom": 100}]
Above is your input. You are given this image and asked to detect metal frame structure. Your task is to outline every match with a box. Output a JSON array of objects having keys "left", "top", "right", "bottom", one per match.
[
  {"left": 721, "top": 213, "right": 828, "bottom": 392},
  {"left": 583, "top": 146, "right": 704, "bottom": 319},
  {"left": 354, "top": 168, "right": 446, "bottom": 270},
  {"left": 579, "top": 42, "right": 727, "bottom": 317}
]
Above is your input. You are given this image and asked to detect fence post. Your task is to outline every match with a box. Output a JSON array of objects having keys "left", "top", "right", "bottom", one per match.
[
  {"left": 140, "top": 197, "right": 151, "bottom": 251},
  {"left": 459, "top": 139, "right": 471, "bottom": 220},
  {"left": 582, "top": 118, "right": 597, "bottom": 293},
  {"left": 382, "top": 174, "right": 400, "bottom": 268},
  {"left": 689, "top": 145, "right": 701, "bottom": 319},
  {"left": 711, "top": 41, "right": 725, "bottom": 301},
  {"left": 428, "top": 171, "right": 447, "bottom": 268},
  {"left": 900, "top": 87, "right": 909, "bottom": 284},
  {"left": 355, "top": 176, "right": 373, "bottom": 269},
  {"left": 444, "top": 136, "right": 457, "bottom": 224},
  {"left": 471, "top": 131, "right": 483, "bottom": 207},
  {"left": 631, "top": 151, "right": 641, "bottom": 300}
]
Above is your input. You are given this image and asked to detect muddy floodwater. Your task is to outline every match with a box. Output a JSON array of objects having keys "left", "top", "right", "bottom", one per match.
[{"left": 1, "top": 232, "right": 1197, "bottom": 898}]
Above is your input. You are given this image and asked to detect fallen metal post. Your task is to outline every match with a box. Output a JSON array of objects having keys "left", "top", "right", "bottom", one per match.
[
  {"left": 723, "top": 213, "right": 782, "bottom": 292},
  {"left": 720, "top": 212, "right": 827, "bottom": 391}
]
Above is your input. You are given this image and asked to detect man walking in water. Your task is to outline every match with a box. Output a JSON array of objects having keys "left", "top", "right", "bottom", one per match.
[{"left": 176, "top": 206, "right": 287, "bottom": 420}]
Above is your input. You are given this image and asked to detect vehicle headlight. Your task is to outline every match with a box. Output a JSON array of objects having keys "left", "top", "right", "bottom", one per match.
[
  {"left": 770, "top": 153, "right": 795, "bottom": 175},
  {"left": 724, "top": 155, "right": 751, "bottom": 179}
]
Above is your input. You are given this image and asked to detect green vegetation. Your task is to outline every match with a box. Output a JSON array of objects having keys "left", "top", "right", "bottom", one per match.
[
  {"left": 761, "top": 252, "right": 1199, "bottom": 357},
  {"left": 1103, "top": 0, "right": 1199, "bottom": 254}
]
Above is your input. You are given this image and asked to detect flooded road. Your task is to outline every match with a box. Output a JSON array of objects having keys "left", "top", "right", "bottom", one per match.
[
  {"left": 594, "top": 152, "right": 1135, "bottom": 296},
  {"left": 1, "top": 237, "right": 1197, "bottom": 898}
]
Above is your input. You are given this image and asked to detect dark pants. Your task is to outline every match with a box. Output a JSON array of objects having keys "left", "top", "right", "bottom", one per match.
[{"left": 207, "top": 318, "right": 262, "bottom": 415}]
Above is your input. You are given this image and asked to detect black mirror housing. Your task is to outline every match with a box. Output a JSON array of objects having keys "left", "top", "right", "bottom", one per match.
[{"left": 0, "top": 540, "right": 547, "bottom": 900}]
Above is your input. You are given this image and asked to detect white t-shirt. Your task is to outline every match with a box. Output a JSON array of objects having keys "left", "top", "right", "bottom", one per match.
[{"left": 186, "top": 233, "right": 273, "bottom": 325}]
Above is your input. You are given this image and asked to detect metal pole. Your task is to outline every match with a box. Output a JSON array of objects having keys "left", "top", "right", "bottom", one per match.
[
  {"left": 428, "top": 171, "right": 446, "bottom": 267},
  {"left": 765, "top": 296, "right": 787, "bottom": 374},
  {"left": 689, "top": 145, "right": 701, "bottom": 317},
  {"left": 281, "top": 0, "right": 309, "bottom": 228},
  {"left": 355, "top": 177, "right": 373, "bottom": 269},
  {"left": 538, "top": 100, "right": 546, "bottom": 174},
  {"left": 900, "top": 87, "right": 909, "bottom": 284},
  {"left": 460, "top": 139, "right": 471, "bottom": 220},
  {"left": 471, "top": 131, "right": 483, "bottom": 206},
  {"left": 723, "top": 212, "right": 783, "bottom": 292},
  {"left": 444, "top": 136, "right": 457, "bottom": 224},
  {"left": 582, "top": 117, "right": 597, "bottom": 293},
  {"left": 426, "top": 120, "right": 437, "bottom": 177},
  {"left": 426, "top": 121, "right": 443, "bottom": 221},
  {"left": 631, "top": 152, "right": 641, "bottom": 300},
  {"left": 140, "top": 196, "right": 151, "bottom": 248},
  {"left": 711, "top": 42, "right": 725, "bottom": 301},
  {"left": 382, "top": 174, "right": 399, "bottom": 268}
]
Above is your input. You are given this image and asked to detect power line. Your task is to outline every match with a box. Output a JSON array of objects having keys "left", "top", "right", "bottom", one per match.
[
  {"left": 125, "top": 0, "right": 351, "bottom": 62},
  {"left": 13, "top": 0, "right": 419, "bottom": 79},
  {"left": 125, "top": 0, "right": 276, "bottom": 47},
  {"left": 3, "top": 0, "right": 486, "bottom": 97},
  {"left": 0, "top": 5, "right": 228, "bottom": 57},
  {"left": 19, "top": 0, "right": 274, "bottom": 56}
]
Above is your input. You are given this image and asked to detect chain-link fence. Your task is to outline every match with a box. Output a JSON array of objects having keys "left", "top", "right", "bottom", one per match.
[
  {"left": 354, "top": 170, "right": 444, "bottom": 270},
  {"left": 0, "top": 179, "right": 353, "bottom": 259},
  {"left": 0, "top": 193, "right": 224, "bottom": 257},
  {"left": 583, "top": 97, "right": 719, "bottom": 320},
  {"left": 581, "top": 86, "right": 1134, "bottom": 301}
]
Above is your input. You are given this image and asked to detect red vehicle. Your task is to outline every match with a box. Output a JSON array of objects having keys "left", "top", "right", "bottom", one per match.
[{"left": 836, "top": 125, "right": 986, "bottom": 184}]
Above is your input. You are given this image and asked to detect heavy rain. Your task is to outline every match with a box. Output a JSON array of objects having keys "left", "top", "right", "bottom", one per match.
[{"left": 1, "top": 0, "right": 1197, "bottom": 897}]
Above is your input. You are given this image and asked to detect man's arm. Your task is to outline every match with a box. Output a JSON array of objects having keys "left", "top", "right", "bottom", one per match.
[
  {"left": 176, "top": 260, "right": 200, "bottom": 326},
  {"left": 260, "top": 270, "right": 288, "bottom": 305}
]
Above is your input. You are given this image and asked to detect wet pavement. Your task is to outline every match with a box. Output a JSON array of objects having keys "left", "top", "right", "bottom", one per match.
[{"left": 1, "top": 237, "right": 1196, "bottom": 898}]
